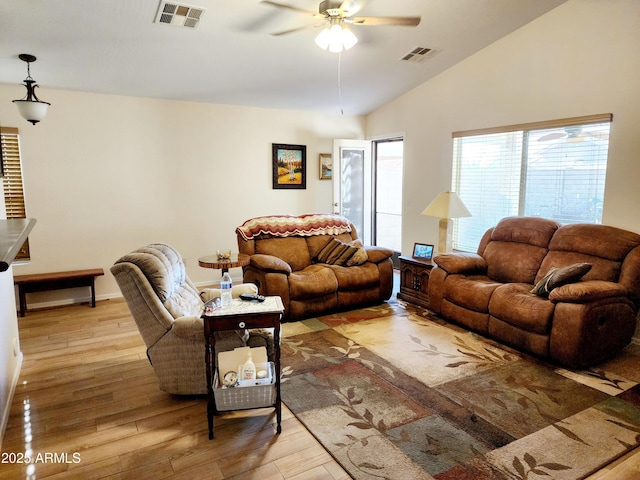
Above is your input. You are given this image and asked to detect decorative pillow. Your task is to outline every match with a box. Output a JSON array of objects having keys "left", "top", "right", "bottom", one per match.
[
  {"left": 531, "top": 262, "right": 592, "bottom": 297},
  {"left": 315, "top": 238, "right": 358, "bottom": 266},
  {"left": 346, "top": 239, "right": 369, "bottom": 266}
]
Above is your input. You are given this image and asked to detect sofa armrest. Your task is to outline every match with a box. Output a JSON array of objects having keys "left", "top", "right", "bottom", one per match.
[
  {"left": 549, "top": 280, "right": 630, "bottom": 304},
  {"left": 249, "top": 254, "right": 292, "bottom": 274},
  {"left": 172, "top": 315, "right": 204, "bottom": 340},
  {"left": 433, "top": 253, "right": 487, "bottom": 275},
  {"left": 364, "top": 246, "right": 393, "bottom": 263}
]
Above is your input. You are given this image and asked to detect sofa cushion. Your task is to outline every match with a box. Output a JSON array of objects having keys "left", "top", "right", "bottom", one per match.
[
  {"left": 484, "top": 242, "right": 548, "bottom": 284},
  {"left": 531, "top": 263, "right": 592, "bottom": 296},
  {"left": 550, "top": 223, "right": 640, "bottom": 261},
  {"left": 537, "top": 251, "right": 619, "bottom": 284},
  {"left": 288, "top": 264, "right": 339, "bottom": 299},
  {"left": 327, "top": 262, "right": 379, "bottom": 290},
  {"left": 314, "top": 238, "right": 369, "bottom": 266},
  {"left": 489, "top": 284, "right": 556, "bottom": 334},
  {"left": 443, "top": 275, "right": 502, "bottom": 313},
  {"left": 482, "top": 216, "right": 558, "bottom": 284},
  {"left": 549, "top": 263, "right": 591, "bottom": 289},
  {"left": 306, "top": 232, "right": 356, "bottom": 257},
  {"left": 316, "top": 238, "right": 358, "bottom": 265},
  {"left": 255, "top": 237, "right": 311, "bottom": 272},
  {"left": 346, "top": 240, "right": 369, "bottom": 266},
  {"left": 490, "top": 216, "right": 559, "bottom": 247}
]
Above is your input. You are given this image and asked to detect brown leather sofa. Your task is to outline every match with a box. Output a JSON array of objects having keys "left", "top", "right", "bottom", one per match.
[
  {"left": 236, "top": 214, "right": 394, "bottom": 321},
  {"left": 428, "top": 216, "right": 640, "bottom": 368}
]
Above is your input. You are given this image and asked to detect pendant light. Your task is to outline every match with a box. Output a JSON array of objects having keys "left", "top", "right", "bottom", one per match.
[{"left": 12, "top": 54, "right": 51, "bottom": 125}]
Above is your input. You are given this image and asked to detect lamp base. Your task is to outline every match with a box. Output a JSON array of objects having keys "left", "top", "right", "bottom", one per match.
[{"left": 437, "top": 217, "right": 453, "bottom": 254}]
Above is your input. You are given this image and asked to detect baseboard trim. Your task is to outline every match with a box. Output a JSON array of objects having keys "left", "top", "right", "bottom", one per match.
[
  {"left": 14, "top": 279, "right": 225, "bottom": 315},
  {"left": 0, "top": 350, "right": 23, "bottom": 450}
]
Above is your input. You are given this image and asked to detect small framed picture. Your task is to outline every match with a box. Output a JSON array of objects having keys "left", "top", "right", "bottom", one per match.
[
  {"left": 412, "top": 243, "right": 434, "bottom": 261},
  {"left": 319, "top": 153, "right": 332, "bottom": 180}
]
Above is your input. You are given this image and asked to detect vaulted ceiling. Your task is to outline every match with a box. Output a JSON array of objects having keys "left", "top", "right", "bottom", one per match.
[{"left": 0, "top": 0, "right": 566, "bottom": 115}]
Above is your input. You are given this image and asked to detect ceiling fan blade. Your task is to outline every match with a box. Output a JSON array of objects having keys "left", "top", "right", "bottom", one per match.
[
  {"left": 260, "top": 1, "right": 322, "bottom": 17},
  {"left": 339, "top": 0, "right": 363, "bottom": 16},
  {"left": 271, "top": 22, "right": 326, "bottom": 36},
  {"left": 538, "top": 132, "right": 567, "bottom": 142},
  {"left": 351, "top": 15, "right": 421, "bottom": 26}
]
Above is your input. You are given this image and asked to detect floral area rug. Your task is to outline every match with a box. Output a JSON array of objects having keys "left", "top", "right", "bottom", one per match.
[{"left": 280, "top": 299, "right": 640, "bottom": 480}]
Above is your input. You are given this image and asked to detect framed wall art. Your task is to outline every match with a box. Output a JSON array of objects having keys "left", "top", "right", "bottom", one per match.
[
  {"left": 319, "top": 153, "right": 332, "bottom": 180},
  {"left": 272, "top": 143, "right": 306, "bottom": 189}
]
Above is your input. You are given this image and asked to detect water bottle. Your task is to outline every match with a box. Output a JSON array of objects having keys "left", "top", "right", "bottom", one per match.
[{"left": 220, "top": 272, "right": 233, "bottom": 308}]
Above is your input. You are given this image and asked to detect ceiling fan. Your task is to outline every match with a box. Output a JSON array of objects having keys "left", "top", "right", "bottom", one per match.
[
  {"left": 538, "top": 126, "right": 609, "bottom": 143},
  {"left": 260, "top": 0, "right": 421, "bottom": 52}
]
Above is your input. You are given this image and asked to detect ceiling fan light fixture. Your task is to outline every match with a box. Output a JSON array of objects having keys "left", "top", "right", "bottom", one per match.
[
  {"left": 341, "top": 26, "right": 358, "bottom": 50},
  {"left": 314, "top": 20, "right": 358, "bottom": 53},
  {"left": 328, "top": 23, "right": 345, "bottom": 53},
  {"left": 314, "top": 27, "right": 332, "bottom": 50}
]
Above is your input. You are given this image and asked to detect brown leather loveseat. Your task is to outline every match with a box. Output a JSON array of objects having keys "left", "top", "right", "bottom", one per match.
[
  {"left": 236, "top": 214, "right": 394, "bottom": 321},
  {"left": 428, "top": 216, "right": 640, "bottom": 368}
]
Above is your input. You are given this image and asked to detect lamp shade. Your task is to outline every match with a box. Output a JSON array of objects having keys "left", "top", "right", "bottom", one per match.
[
  {"left": 421, "top": 191, "right": 471, "bottom": 254},
  {"left": 421, "top": 191, "right": 471, "bottom": 219}
]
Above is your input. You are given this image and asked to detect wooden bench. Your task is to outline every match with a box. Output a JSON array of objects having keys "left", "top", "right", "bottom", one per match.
[{"left": 13, "top": 268, "right": 104, "bottom": 317}]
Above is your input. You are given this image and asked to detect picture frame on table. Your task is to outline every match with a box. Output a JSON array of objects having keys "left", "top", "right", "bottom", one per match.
[
  {"left": 412, "top": 243, "right": 434, "bottom": 261},
  {"left": 319, "top": 153, "right": 332, "bottom": 180},
  {"left": 272, "top": 143, "right": 306, "bottom": 189}
]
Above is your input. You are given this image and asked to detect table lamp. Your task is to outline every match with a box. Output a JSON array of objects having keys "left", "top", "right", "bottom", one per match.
[{"left": 421, "top": 191, "right": 471, "bottom": 253}]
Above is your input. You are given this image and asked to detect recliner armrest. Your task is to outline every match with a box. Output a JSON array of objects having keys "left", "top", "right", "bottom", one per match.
[
  {"left": 433, "top": 253, "right": 487, "bottom": 275},
  {"left": 364, "top": 246, "right": 393, "bottom": 263},
  {"left": 548, "top": 280, "right": 630, "bottom": 304},
  {"left": 200, "top": 283, "right": 258, "bottom": 302},
  {"left": 172, "top": 316, "right": 204, "bottom": 340},
  {"left": 249, "top": 254, "right": 292, "bottom": 274}
]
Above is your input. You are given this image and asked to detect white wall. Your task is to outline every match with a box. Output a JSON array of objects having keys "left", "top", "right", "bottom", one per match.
[
  {"left": 0, "top": 186, "right": 23, "bottom": 446},
  {"left": 0, "top": 89, "right": 365, "bottom": 302},
  {"left": 366, "top": 0, "right": 640, "bottom": 256}
]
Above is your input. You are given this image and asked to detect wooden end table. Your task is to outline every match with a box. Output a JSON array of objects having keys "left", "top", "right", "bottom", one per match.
[
  {"left": 198, "top": 253, "right": 249, "bottom": 275},
  {"left": 397, "top": 255, "right": 433, "bottom": 309},
  {"left": 202, "top": 296, "right": 284, "bottom": 439}
]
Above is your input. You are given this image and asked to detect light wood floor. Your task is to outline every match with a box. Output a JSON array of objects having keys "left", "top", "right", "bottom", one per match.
[
  {"left": 2, "top": 299, "right": 349, "bottom": 479},
  {"left": 2, "top": 299, "right": 639, "bottom": 479}
]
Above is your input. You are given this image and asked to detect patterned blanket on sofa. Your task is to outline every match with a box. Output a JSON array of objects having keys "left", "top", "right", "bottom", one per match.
[{"left": 236, "top": 213, "right": 352, "bottom": 241}]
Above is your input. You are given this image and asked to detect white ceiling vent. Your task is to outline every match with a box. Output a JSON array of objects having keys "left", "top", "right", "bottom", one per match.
[
  {"left": 154, "top": 1, "right": 206, "bottom": 28},
  {"left": 400, "top": 47, "right": 441, "bottom": 64}
]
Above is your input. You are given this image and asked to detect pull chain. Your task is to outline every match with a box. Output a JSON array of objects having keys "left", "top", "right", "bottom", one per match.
[{"left": 338, "top": 51, "right": 344, "bottom": 115}]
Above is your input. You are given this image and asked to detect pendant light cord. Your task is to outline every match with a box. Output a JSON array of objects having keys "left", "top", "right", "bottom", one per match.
[{"left": 338, "top": 52, "right": 344, "bottom": 115}]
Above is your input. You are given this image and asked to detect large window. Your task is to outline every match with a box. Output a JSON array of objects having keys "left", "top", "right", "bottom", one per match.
[{"left": 451, "top": 114, "right": 612, "bottom": 252}]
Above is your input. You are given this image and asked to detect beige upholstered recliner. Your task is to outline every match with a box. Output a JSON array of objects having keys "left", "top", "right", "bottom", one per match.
[{"left": 111, "top": 243, "right": 273, "bottom": 395}]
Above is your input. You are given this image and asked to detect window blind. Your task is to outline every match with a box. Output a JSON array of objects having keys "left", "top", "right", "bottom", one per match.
[
  {"left": 451, "top": 114, "right": 612, "bottom": 252},
  {"left": 1, "top": 126, "right": 31, "bottom": 260}
]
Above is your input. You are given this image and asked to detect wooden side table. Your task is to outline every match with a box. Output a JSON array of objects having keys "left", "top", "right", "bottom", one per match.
[
  {"left": 397, "top": 255, "right": 433, "bottom": 309},
  {"left": 198, "top": 253, "right": 249, "bottom": 275},
  {"left": 202, "top": 296, "right": 284, "bottom": 439}
]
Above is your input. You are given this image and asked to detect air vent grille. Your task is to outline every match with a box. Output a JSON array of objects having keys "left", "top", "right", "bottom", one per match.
[
  {"left": 154, "top": 1, "right": 206, "bottom": 28},
  {"left": 400, "top": 46, "right": 441, "bottom": 64}
]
